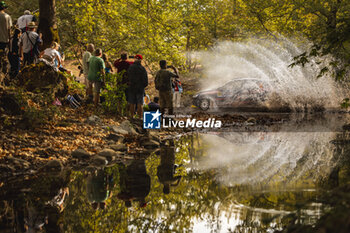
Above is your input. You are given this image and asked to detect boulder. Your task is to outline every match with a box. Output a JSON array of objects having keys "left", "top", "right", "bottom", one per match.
[
  {"left": 142, "top": 139, "right": 160, "bottom": 149},
  {"left": 85, "top": 115, "right": 101, "bottom": 125},
  {"left": 71, "top": 148, "right": 91, "bottom": 159},
  {"left": 7, "top": 157, "right": 31, "bottom": 169},
  {"left": 110, "top": 125, "right": 129, "bottom": 135},
  {"left": 16, "top": 62, "right": 68, "bottom": 98},
  {"left": 41, "top": 159, "right": 63, "bottom": 172},
  {"left": 119, "top": 120, "right": 138, "bottom": 135},
  {"left": 91, "top": 155, "right": 108, "bottom": 166},
  {"left": 106, "top": 133, "right": 125, "bottom": 143},
  {"left": 110, "top": 144, "right": 127, "bottom": 152},
  {"left": 98, "top": 149, "right": 121, "bottom": 161}
]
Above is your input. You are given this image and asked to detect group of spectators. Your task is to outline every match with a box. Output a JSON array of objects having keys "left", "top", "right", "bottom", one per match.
[
  {"left": 82, "top": 44, "right": 182, "bottom": 119},
  {"left": 1, "top": 1, "right": 182, "bottom": 118},
  {"left": 1, "top": 3, "right": 68, "bottom": 78}
]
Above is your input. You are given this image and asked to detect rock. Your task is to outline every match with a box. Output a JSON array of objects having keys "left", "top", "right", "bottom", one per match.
[
  {"left": 98, "top": 149, "right": 121, "bottom": 161},
  {"left": 119, "top": 120, "right": 138, "bottom": 135},
  {"left": 106, "top": 133, "right": 125, "bottom": 143},
  {"left": 7, "top": 157, "right": 31, "bottom": 169},
  {"left": 16, "top": 62, "right": 68, "bottom": 97},
  {"left": 0, "top": 164, "right": 15, "bottom": 173},
  {"left": 85, "top": 115, "right": 101, "bottom": 125},
  {"left": 71, "top": 148, "right": 91, "bottom": 159},
  {"left": 41, "top": 160, "right": 63, "bottom": 172},
  {"left": 142, "top": 139, "right": 160, "bottom": 149},
  {"left": 91, "top": 155, "right": 108, "bottom": 166},
  {"left": 110, "top": 144, "right": 127, "bottom": 152},
  {"left": 246, "top": 117, "right": 256, "bottom": 124},
  {"left": 110, "top": 125, "right": 129, "bottom": 135}
]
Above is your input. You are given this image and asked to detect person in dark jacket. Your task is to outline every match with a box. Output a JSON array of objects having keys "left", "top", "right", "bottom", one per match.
[
  {"left": 8, "top": 28, "right": 21, "bottom": 77},
  {"left": 127, "top": 54, "right": 148, "bottom": 118}
]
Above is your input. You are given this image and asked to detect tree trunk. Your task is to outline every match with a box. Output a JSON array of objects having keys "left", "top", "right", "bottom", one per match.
[{"left": 38, "top": 0, "right": 59, "bottom": 49}]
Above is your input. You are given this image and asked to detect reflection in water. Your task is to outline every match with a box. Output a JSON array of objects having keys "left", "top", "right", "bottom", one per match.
[
  {"left": 117, "top": 159, "right": 151, "bottom": 208},
  {"left": 196, "top": 132, "right": 336, "bottom": 188},
  {"left": 1, "top": 124, "right": 350, "bottom": 232},
  {"left": 157, "top": 140, "right": 182, "bottom": 194}
]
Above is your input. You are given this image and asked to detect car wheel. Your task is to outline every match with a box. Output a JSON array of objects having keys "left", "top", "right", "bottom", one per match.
[{"left": 199, "top": 99, "right": 210, "bottom": 111}]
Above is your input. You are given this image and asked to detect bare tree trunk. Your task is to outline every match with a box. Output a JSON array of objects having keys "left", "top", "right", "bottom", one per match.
[{"left": 38, "top": 0, "right": 59, "bottom": 49}]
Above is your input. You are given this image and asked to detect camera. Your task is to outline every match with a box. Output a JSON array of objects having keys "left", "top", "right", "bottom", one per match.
[
  {"left": 167, "top": 65, "right": 172, "bottom": 68},
  {"left": 128, "top": 55, "right": 135, "bottom": 58}
]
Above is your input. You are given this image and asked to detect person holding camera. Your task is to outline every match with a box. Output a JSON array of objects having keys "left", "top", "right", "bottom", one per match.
[{"left": 155, "top": 60, "right": 179, "bottom": 115}]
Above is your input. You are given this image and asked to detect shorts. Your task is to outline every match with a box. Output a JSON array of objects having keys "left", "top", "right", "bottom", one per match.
[
  {"left": 127, "top": 89, "right": 144, "bottom": 104},
  {"left": 159, "top": 91, "right": 173, "bottom": 109},
  {"left": 88, "top": 80, "right": 102, "bottom": 93}
]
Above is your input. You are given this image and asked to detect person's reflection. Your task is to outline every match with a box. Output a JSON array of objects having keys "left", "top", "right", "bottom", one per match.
[
  {"left": 7, "top": 171, "right": 70, "bottom": 233},
  {"left": 86, "top": 168, "right": 114, "bottom": 210},
  {"left": 157, "top": 140, "right": 182, "bottom": 194},
  {"left": 117, "top": 159, "right": 151, "bottom": 208}
]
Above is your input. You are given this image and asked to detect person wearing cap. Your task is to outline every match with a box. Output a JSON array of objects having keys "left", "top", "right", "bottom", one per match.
[
  {"left": 17, "top": 10, "right": 37, "bottom": 32},
  {"left": 126, "top": 54, "right": 148, "bottom": 118},
  {"left": 0, "top": 1, "right": 12, "bottom": 51},
  {"left": 87, "top": 48, "right": 105, "bottom": 106},
  {"left": 19, "top": 21, "right": 42, "bottom": 66}
]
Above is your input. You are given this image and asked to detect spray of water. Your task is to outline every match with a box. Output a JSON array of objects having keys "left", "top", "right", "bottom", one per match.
[{"left": 196, "top": 39, "right": 344, "bottom": 110}]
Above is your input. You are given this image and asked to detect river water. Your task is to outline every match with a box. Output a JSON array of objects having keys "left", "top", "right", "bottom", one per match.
[{"left": 1, "top": 114, "right": 350, "bottom": 233}]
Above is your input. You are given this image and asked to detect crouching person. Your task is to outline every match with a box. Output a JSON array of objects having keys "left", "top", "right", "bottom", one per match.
[{"left": 87, "top": 48, "right": 105, "bottom": 106}]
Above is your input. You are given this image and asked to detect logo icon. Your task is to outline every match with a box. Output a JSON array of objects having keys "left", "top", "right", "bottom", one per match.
[{"left": 143, "top": 110, "right": 161, "bottom": 129}]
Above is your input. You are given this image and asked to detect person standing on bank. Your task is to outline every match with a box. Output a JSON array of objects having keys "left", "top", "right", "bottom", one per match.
[
  {"left": 127, "top": 54, "right": 148, "bottom": 118},
  {"left": 8, "top": 28, "right": 21, "bottom": 77},
  {"left": 155, "top": 60, "right": 179, "bottom": 115},
  {"left": 16, "top": 10, "right": 37, "bottom": 32},
  {"left": 19, "top": 22, "right": 42, "bottom": 66},
  {"left": 87, "top": 48, "right": 105, "bottom": 107},
  {"left": 82, "top": 43, "right": 94, "bottom": 97},
  {"left": 0, "top": 1, "right": 12, "bottom": 52}
]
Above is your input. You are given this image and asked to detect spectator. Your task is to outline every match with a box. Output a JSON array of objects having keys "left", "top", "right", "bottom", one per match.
[
  {"left": 87, "top": 48, "right": 105, "bottom": 106},
  {"left": 102, "top": 53, "right": 113, "bottom": 74},
  {"left": 16, "top": 10, "right": 37, "bottom": 32},
  {"left": 148, "top": 97, "right": 160, "bottom": 111},
  {"left": 127, "top": 54, "right": 148, "bottom": 118},
  {"left": 82, "top": 43, "right": 94, "bottom": 96},
  {"left": 19, "top": 21, "right": 42, "bottom": 66},
  {"left": 114, "top": 53, "right": 133, "bottom": 114},
  {"left": 0, "top": 1, "right": 12, "bottom": 52},
  {"left": 114, "top": 52, "right": 133, "bottom": 84},
  {"left": 39, "top": 41, "right": 61, "bottom": 69},
  {"left": 172, "top": 78, "right": 182, "bottom": 108},
  {"left": 154, "top": 60, "right": 179, "bottom": 115},
  {"left": 8, "top": 28, "right": 21, "bottom": 77}
]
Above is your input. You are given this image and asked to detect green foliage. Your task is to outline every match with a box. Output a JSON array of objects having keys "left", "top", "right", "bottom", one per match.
[
  {"left": 14, "top": 88, "right": 60, "bottom": 128},
  {"left": 340, "top": 98, "right": 350, "bottom": 109},
  {"left": 101, "top": 72, "right": 127, "bottom": 114},
  {"left": 65, "top": 73, "right": 85, "bottom": 95}
]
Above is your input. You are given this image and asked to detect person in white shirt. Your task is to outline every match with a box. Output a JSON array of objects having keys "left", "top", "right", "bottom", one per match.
[
  {"left": 40, "top": 42, "right": 61, "bottom": 69},
  {"left": 16, "top": 10, "right": 37, "bottom": 32},
  {"left": 19, "top": 22, "right": 42, "bottom": 66}
]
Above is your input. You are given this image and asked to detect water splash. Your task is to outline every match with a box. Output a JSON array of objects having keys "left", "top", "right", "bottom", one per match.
[{"left": 196, "top": 39, "right": 344, "bottom": 110}]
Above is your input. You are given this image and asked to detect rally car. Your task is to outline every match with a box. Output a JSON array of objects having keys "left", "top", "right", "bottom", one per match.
[{"left": 193, "top": 78, "right": 271, "bottom": 111}]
